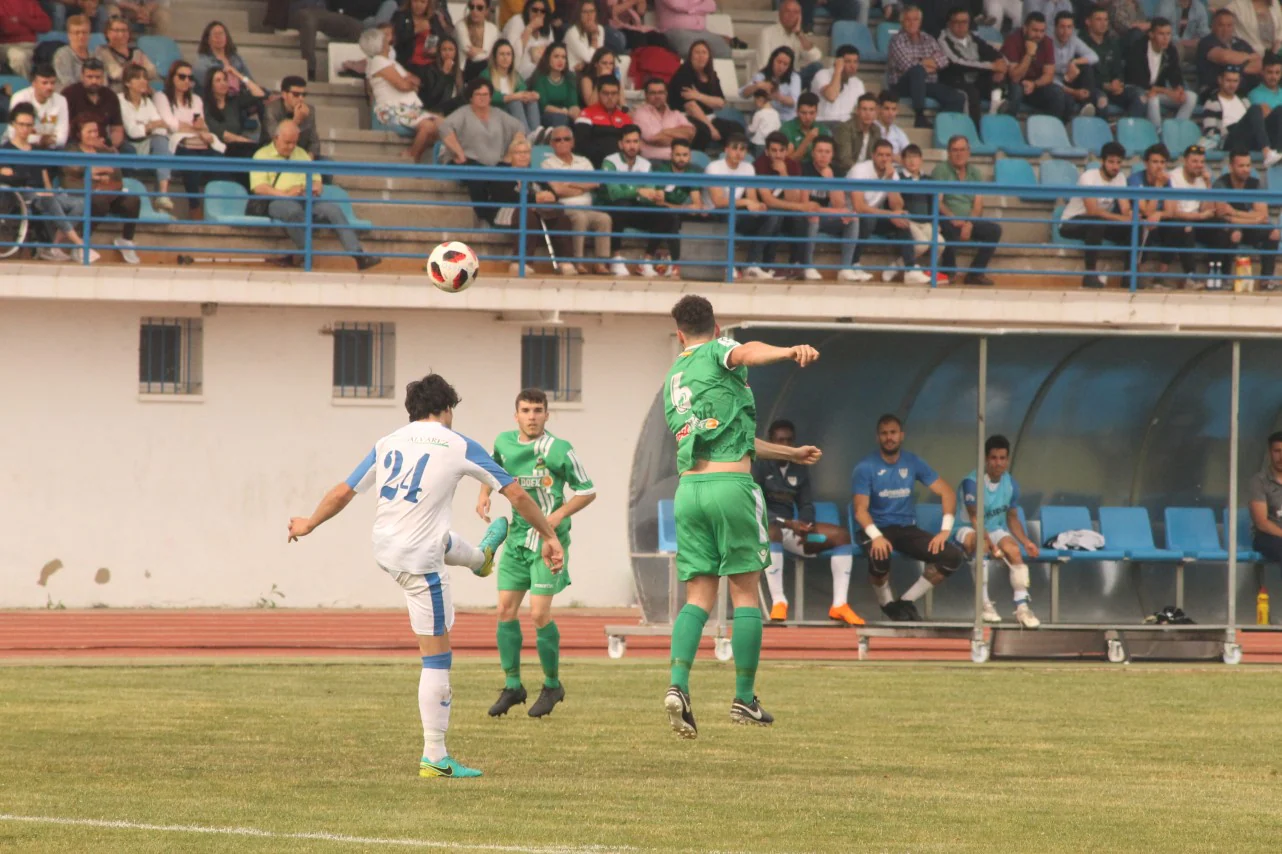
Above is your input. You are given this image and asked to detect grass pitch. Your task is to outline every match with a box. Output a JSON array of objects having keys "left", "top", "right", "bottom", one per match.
[{"left": 1, "top": 659, "right": 1280, "bottom": 853}]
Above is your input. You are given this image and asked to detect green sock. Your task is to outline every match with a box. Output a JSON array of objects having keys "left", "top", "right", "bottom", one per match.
[
  {"left": 731, "top": 607, "right": 762, "bottom": 703},
  {"left": 496, "top": 619, "right": 522, "bottom": 689},
  {"left": 536, "top": 622, "right": 561, "bottom": 689},
  {"left": 669, "top": 603, "right": 709, "bottom": 693}
]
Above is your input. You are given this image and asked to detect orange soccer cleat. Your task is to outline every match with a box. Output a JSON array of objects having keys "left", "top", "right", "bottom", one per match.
[
  {"left": 769, "top": 601, "right": 788, "bottom": 622},
  {"left": 828, "top": 603, "right": 865, "bottom": 626}
]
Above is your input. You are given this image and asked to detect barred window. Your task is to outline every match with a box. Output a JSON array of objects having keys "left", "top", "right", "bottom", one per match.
[
  {"left": 521, "top": 327, "right": 583, "bottom": 403},
  {"left": 333, "top": 322, "right": 395, "bottom": 398},
  {"left": 139, "top": 318, "right": 202, "bottom": 395}
]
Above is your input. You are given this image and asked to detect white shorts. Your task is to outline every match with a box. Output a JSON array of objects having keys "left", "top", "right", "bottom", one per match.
[
  {"left": 954, "top": 527, "right": 1012, "bottom": 549},
  {"left": 386, "top": 567, "right": 454, "bottom": 637}
]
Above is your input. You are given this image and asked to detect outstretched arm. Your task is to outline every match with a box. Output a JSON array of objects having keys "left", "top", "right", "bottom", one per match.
[
  {"left": 727, "top": 342, "right": 819, "bottom": 369},
  {"left": 755, "top": 438, "right": 822, "bottom": 464},
  {"left": 288, "top": 483, "right": 357, "bottom": 540}
]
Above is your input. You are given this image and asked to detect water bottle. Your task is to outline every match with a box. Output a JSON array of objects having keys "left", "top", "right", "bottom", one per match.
[{"left": 1258, "top": 588, "right": 1270, "bottom": 626}]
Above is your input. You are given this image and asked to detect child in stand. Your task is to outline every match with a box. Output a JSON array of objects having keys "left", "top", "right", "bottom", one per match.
[{"left": 747, "top": 82, "right": 781, "bottom": 151}]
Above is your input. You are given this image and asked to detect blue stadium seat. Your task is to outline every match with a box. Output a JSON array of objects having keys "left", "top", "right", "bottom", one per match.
[
  {"left": 1039, "top": 505, "right": 1126, "bottom": 560},
  {"left": 875, "top": 23, "right": 901, "bottom": 56},
  {"left": 831, "top": 20, "right": 884, "bottom": 62},
  {"left": 1039, "top": 158, "right": 1080, "bottom": 189},
  {"left": 320, "top": 184, "right": 373, "bottom": 230},
  {"left": 1161, "top": 118, "right": 1201, "bottom": 158},
  {"left": 994, "top": 158, "right": 1039, "bottom": 202},
  {"left": 1138, "top": 0, "right": 1160, "bottom": 17},
  {"left": 916, "top": 503, "right": 943, "bottom": 533},
  {"left": 812, "top": 501, "right": 853, "bottom": 556},
  {"left": 1070, "top": 115, "right": 1113, "bottom": 156},
  {"left": 1224, "top": 507, "right": 1263, "bottom": 562},
  {"left": 204, "top": 180, "right": 274, "bottom": 227},
  {"left": 1098, "top": 506, "right": 1183, "bottom": 561},
  {"left": 1164, "top": 507, "right": 1228, "bottom": 560},
  {"left": 1050, "top": 202, "right": 1082, "bottom": 246},
  {"left": 981, "top": 114, "right": 1043, "bottom": 156},
  {"left": 137, "top": 35, "right": 184, "bottom": 79},
  {"left": 1267, "top": 163, "right": 1282, "bottom": 189},
  {"left": 0, "top": 75, "right": 28, "bottom": 96},
  {"left": 715, "top": 106, "right": 746, "bottom": 127},
  {"left": 933, "top": 112, "right": 996, "bottom": 154},
  {"left": 976, "top": 24, "right": 1002, "bottom": 45},
  {"left": 1016, "top": 506, "right": 1069, "bottom": 559},
  {"left": 1116, "top": 117, "right": 1158, "bottom": 158},
  {"left": 1027, "top": 115, "right": 1086, "bottom": 157},
  {"left": 688, "top": 150, "right": 711, "bottom": 170},
  {"left": 89, "top": 33, "right": 106, "bottom": 52},
  {"left": 530, "top": 144, "right": 552, "bottom": 165},
  {"left": 123, "top": 177, "right": 173, "bottom": 222},
  {"left": 657, "top": 499, "right": 677, "bottom": 553},
  {"left": 36, "top": 30, "right": 67, "bottom": 44}
]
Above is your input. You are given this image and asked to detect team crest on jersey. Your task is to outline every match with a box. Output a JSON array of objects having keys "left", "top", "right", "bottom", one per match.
[{"left": 899, "top": 468, "right": 909, "bottom": 478}]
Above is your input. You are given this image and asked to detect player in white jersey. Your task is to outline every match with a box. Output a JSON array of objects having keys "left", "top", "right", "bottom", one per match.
[{"left": 288, "top": 374, "right": 563, "bottom": 779}]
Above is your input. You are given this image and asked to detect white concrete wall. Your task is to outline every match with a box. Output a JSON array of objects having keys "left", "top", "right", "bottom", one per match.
[{"left": 0, "top": 300, "right": 674, "bottom": 609}]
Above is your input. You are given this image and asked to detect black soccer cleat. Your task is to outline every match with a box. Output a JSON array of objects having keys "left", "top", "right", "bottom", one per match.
[
  {"left": 488, "top": 685, "right": 527, "bottom": 717},
  {"left": 664, "top": 685, "right": 698, "bottom": 739},
  {"left": 896, "top": 599, "right": 922, "bottom": 621},
  {"left": 528, "top": 683, "right": 565, "bottom": 718},
  {"left": 729, "top": 696, "right": 774, "bottom": 726}
]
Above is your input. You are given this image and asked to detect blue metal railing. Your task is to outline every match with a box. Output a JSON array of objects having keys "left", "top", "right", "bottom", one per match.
[{"left": 2, "top": 148, "right": 1281, "bottom": 292}]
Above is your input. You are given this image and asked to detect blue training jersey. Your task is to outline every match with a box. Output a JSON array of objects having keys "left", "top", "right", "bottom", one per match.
[
  {"left": 851, "top": 450, "right": 938, "bottom": 528},
  {"left": 958, "top": 469, "right": 1020, "bottom": 533}
]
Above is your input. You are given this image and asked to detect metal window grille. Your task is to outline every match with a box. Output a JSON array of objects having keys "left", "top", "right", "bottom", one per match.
[
  {"left": 139, "top": 318, "right": 202, "bottom": 394},
  {"left": 521, "top": 327, "right": 583, "bottom": 402},
  {"left": 332, "top": 322, "right": 396, "bottom": 398}
]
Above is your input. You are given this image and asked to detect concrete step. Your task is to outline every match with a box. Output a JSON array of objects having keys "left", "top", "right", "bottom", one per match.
[{"left": 170, "top": 9, "right": 251, "bottom": 41}]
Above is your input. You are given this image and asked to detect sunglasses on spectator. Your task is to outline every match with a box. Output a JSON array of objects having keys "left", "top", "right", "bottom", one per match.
[
  {"left": 286, "top": 89, "right": 307, "bottom": 96},
  {"left": 176, "top": 73, "right": 193, "bottom": 80}
]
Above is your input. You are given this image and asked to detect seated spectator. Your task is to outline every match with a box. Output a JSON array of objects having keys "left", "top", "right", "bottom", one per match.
[
  {"left": 797, "top": 0, "right": 864, "bottom": 32},
  {"left": 1108, "top": 0, "right": 1150, "bottom": 45},
  {"left": 54, "top": 15, "right": 95, "bottom": 89},
  {"left": 439, "top": 78, "right": 526, "bottom": 220},
  {"left": 634, "top": 77, "right": 695, "bottom": 160},
  {"left": 939, "top": 6, "right": 1009, "bottom": 125},
  {"left": 120, "top": 63, "right": 174, "bottom": 210},
  {"left": 1127, "top": 142, "right": 1173, "bottom": 281},
  {"left": 655, "top": 0, "right": 731, "bottom": 59},
  {"left": 832, "top": 91, "right": 879, "bottom": 175},
  {"left": 529, "top": 42, "right": 580, "bottom": 128},
  {"left": 1253, "top": 53, "right": 1282, "bottom": 113},
  {"left": 809, "top": 44, "right": 864, "bottom": 125},
  {"left": 1059, "top": 140, "right": 1133, "bottom": 288},
  {"left": 565, "top": 0, "right": 607, "bottom": 73},
  {"left": 886, "top": 5, "right": 965, "bottom": 129},
  {"left": 63, "top": 118, "right": 142, "bottom": 264},
  {"left": 457, "top": 0, "right": 501, "bottom": 79},
  {"left": 1079, "top": 4, "right": 1126, "bottom": 114},
  {"left": 1, "top": 0, "right": 50, "bottom": 80},
  {"left": 51, "top": 0, "right": 108, "bottom": 33},
  {"left": 1202, "top": 66, "right": 1282, "bottom": 165},
  {"left": 849, "top": 139, "right": 923, "bottom": 283},
  {"left": 799, "top": 137, "right": 855, "bottom": 281},
  {"left": 155, "top": 59, "right": 223, "bottom": 218},
  {"left": 1027, "top": 0, "right": 1073, "bottom": 23},
  {"left": 1159, "top": 142, "right": 1214, "bottom": 287},
  {"left": 760, "top": 0, "right": 823, "bottom": 88},
  {"left": 361, "top": 26, "right": 441, "bottom": 161},
  {"left": 983, "top": 0, "right": 1023, "bottom": 31},
  {"left": 204, "top": 67, "right": 268, "bottom": 159},
  {"left": 1197, "top": 9, "right": 1260, "bottom": 92},
  {"left": 1249, "top": 432, "right": 1282, "bottom": 558},
  {"left": 1051, "top": 11, "right": 1103, "bottom": 117},
  {"left": 1002, "top": 12, "right": 1069, "bottom": 121},
  {"left": 96, "top": 16, "right": 159, "bottom": 93},
  {"left": 419, "top": 35, "right": 465, "bottom": 113},
  {"left": 7, "top": 64, "right": 69, "bottom": 149},
  {"left": 607, "top": 0, "right": 665, "bottom": 50},
  {"left": 1125, "top": 15, "right": 1193, "bottom": 125},
  {"left": 541, "top": 125, "right": 613, "bottom": 274},
  {"left": 896, "top": 142, "right": 943, "bottom": 281},
  {"left": 573, "top": 73, "right": 629, "bottom": 165},
  {"left": 392, "top": 0, "right": 455, "bottom": 79},
  {"left": 597, "top": 123, "right": 680, "bottom": 276},
  {"left": 742, "top": 46, "right": 801, "bottom": 124},
  {"left": 874, "top": 92, "right": 909, "bottom": 156},
  {"left": 704, "top": 133, "right": 778, "bottom": 279},
  {"left": 753, "top": 129, "right": 816, "bottom": 276},
  {"left": 667, "top": 39, "right": 741, "bottom": 146},
  {"left": 930, "top": 135, "right": 1000, "bottom": 285},
  {"left": 747, "top": 83, "right": 781, "bottom": 148},
  {"left": 480, "top": 37, "right": 541, "bottom": 133},
  {"left": 502, "top": 0, "right": 553, "bottom": 77},
  {"left": 1222, "top": 0, "right": 1282, "bottom": 56},
  {"left": 1155, "top": 0, "right": 1209, "bottom": 50},
  {"left": 654, "top": 137, "right": 703, "bottom": 215},
  {"left": 489, "top": 136, "right": 577, "bottom": 274},
  {"left": 261, "top": 76, "right": 320, "bottom": 160},
  {"left": 1212, "top": 148, "right": 1280, "bottom": 288},
  {"left": 113, "top": 0, "right": 172, "bottom": 35},
  {"left": 297, "top": 0, "right": 398, "bottom": 82},
  {"left": 193, "top": 21, "right": 257, "bottom": 103},
  {"left": 64, "top": 58, "right": 124, "bottom": 150},
  {"left": 577, "top": 46, "right": 617, "bottom": 106},
  {"left": 781, "top": 91, "right": 829, "bottom": 164}
]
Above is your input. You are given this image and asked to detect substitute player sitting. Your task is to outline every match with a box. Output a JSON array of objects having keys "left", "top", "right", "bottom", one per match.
[
  {"left": 288, "top": 374, "right": 562, "bottom": 779},
  {"left": 478, "top": 388, "right": 596, "bottom": 719},
  {"left": 753, "top": 418, "right": 862, "bottom": 625},
  {"left": 851, "top": 414, "right": 965, "bottom": 621},
  {"left": 956, "top": 434, "right": 1041, "bottom": 628}
]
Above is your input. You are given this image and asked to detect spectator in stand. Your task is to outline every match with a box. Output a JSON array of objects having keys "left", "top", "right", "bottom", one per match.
[
  {"left": 608, "top": 0, "right": 664, "bottom": 49},
  {"left": 420, "top": 35, "right": 465, "bottom": 113},
  {"left": 1125, "top": 16, "right": 1193, "bottom": 126},
  {"left": 1155, "top": 0, "right": 1209, "bottom": 51},
  {"left": 193, "top": 22, "right": 256, "bottom": 103},
  {"left": 1249, "top": 432, "right": 1282, "bottom": 558},
  {"left": 262, "top": 76, "right": 320, "bottom": 160},
  {"left": 573, "top": 73, "right": 629, "bottom": 164},
  {"left": 577, "top": 46, "right": 617, "bottom": 106},
  {"left": 439, "top": 78, "right": 526, "bottom": 220},
  {"left": 393, "top": 0, "right": 454, "bottom": 79},
  {"left": 704, "top": 133, "right": 779, "bottom": 279},
  {"left": 781, "top": 91, "right": 829, "bottom": 164},
  {"left": 63, "top": 118, "right": 142, "bottom": 264},
  {"left": 501, "top": 1, "right": 553, "bottom": 79},
  {"left": 656, "top": 0, "right": 730, "bottom": 59},
  {"left": 481, "top": 38, "right": 541, "bottom": 133},
  {"left": 809, "top": 44, "right": 864, "bottom": 124},
  {"left": 51, "top": 0, "right": 107, "bottom": 33},
  {"left": 1197, "top": 9, "right": 1261, "bottom": 92},
  {"left": 634, "top": 77, "right": 695, "bottom": 160},
  {"left": 747, "top": 82, "right": 781, "bottom": 147},
  {"left": 897, "top": 143, "right": 942, "bottom": 281},
  {"left": 797, "top": 0, "right": 865, "bottom": 32},
  {"left": 1158, "top": 142, "right": 1213, "bottom": 288},
  {"left": 1059, "top": 141, "right": 1133, "bottom": 288},
  {"left": 742, "top": 46, "right": 801, "bottom": 123},
  {"left": 96, "top": 16, "right": 158, "bottom": 93},
  {"left": 832, "top": 91, "right": 879, "bottom": 174},
  {"left": 54, "top": 15, "right": 95, "bottom": 89},
  {"left": 1212, "top": 148, "right": 1280, "bottom": 288},
  {"left": 849, "top": 139, "right": 923, "bottom": 283},
  {"left": 64, "top": 58, "right": 124, "bottom": 150},
  {"left": 7, "top": 64, "right": 68, "bottom": 149},
  {"left": 1202, "top": 66, "right": 1282, "bottom": 165},
  {"left": 1251, "top": 52, "right": 1282, "bottom": 112},
  {"left": 1079, "top": 4, "right": 1126, "bottom": 114},
  {"left": 489, "top": 136, "right": 577, "bottom": 274},
  {"left": 760, "top": 0, "right": 824, "bottom": 89},
  {"left": 1108, "top": 0, "right": 1150, "bottom": 45},
  {"left": 886, "top": 5, "right": 965, "bottom": 129},
  {"left": 1127, "top": 142, "right": 1172, "bottom": 282},
  {"left": 565, "top": 0, "right": 607, "bottom": 73},
  {"left": 361, "top": 26, "right": 442, "bottom": 161},
  {"left": 597, "top": 123, "right": 680, "bottom": 276},
  {"left": 1, "top": 0, "right": 50, "bottom": 80},
  {"left": 654, "top": 137, "right": 703, "bottom": 216},
  {"left": 930, "top": 134, "right": 1000, "bottom": 285},
  {"left": 155, "top": 59, "right": 223, "bottom": 218},
  {"left": 874, "top": 91, "right": 909, "bottom": 156},
  {"left": 983, "top": 0, "right": 1022, "bottom": 31},
  {"left": 939, "top": 5, "right": 1010, "bottom": 126},
  {"left": 457, "top": 0, "right": 501, "bottom": 79},
  {"left": 800, "top": 136, "right": 856, "bottom": 281},
  {"left": 119, "top": 63, "right": 174, "bottom": 210},
  {"left": 297, "top": 0, "right": 398, "bottom": 82},
  {"left": 541, "top": 125, "right": 613, "bottom": 274},
  {"left": 1002, "top": 12, "right": 1069, "bottom": 121},
  {"left": 1050, "top": 11, "right": 1103, "bottom": 116},
  {"left": 753, "top": 130, "right": 815, "bottom": 277},
  {"left": 114, "top": 0, "right": 171, "bottom": 35},
  {"left": 529, "top": 42, "right": 580, "bottom": 127},
  {"left": 204, "top": 66, "right": 268, "bottom": 159},
  {"left": 1221, "top": 0, "right": 1282, "bottom": 56},
  {"left": 668, "top": 39, "right": 741, "bottom": 146},
  {"left": 251, "top": 120, "right": 382, "bottom": 270},
  {"left": 1025, "top": 0, "right": 1072, "bottom": 23}
]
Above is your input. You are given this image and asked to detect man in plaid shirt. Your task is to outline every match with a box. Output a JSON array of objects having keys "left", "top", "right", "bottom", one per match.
[{"left": 886, "top": 5, "right": 966, "bottom": 128}]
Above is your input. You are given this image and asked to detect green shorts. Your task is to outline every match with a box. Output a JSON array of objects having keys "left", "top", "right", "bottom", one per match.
[
  {"left": 497, "top": 538, "right": 571, "bottom": 595},
  {"left": 673, "top": 472, "right": 771, "bottom": 582}
]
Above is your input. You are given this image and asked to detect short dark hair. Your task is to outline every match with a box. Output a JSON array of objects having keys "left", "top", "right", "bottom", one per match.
[
  {"left": 768, "top": 419, "right": 796, "bottom": 438},
  {"left": 465, "top": 77, "right": 492, "bottom": 99},
  {"left": 725, "top": 132, "right": 749, "bottom": 148},
  {"left": 877, "top": 90, "right": 898, "bottom": 106},
  {"left": 1229, "top": 148, "right": 1253, "bottom": 162},
  {"left": 876, "top": 413, "right": 902, "bottom": 430},
  {"left": 1269, "top": 431, "right": 1282, "bottom": 446},
  {"left": 405, "top": 374, "right": 461, "bottom": 421},
  {"left": 1054, "top": 10, "right": 1074, "bottom": 23},
  {"left": 947, "top": 5, "right": 970, "bottom": 20},
  {"left": 32, "top": 63, "right": 56, "bottom": 81},
  {"left": 1024, "top": 10, "right": 1045, "bottom": 24},
  {"left": 765, "top": 130, "right": 789, "bottom": 149},
  {"left": 902, "top": 143, "right": 922, "bottom": 158},
  {"left": 1150, "top": 15, "right": 1171, "bottom": 29},
  {"left": 597, "top": 74, "right": 620, "bottom": 90},
  {"left": 82, "top": 58, "right": 104, "bottom": 72},
  {"left": 947, "top": 133, "right": 970, "bottom": 148},
  {"left": 619, "top": 123, "right": 641, "bottom": 138},
  {"left": 872, "top": 138, "right": 893, "bottom": 153},
  {"left": 1143, "top": 142, "right": 1171, "bottom": 161},
  {"left": 1100, "top": 140, "right": 1126, "bottom": 160},
  {"left": 812, "top": 136, "right": 834, "bottom": 149},
  {"left": 1087, "top": 4, "right": 1109, "bottom": 17},
  {"left": 8, "top": 102, "right": 35, "bottom": 120},
  {"left": 1265, "top": 54, "right": 1282, "bottom": 69},
  {"left": 281, "top": 74, "right": 306, "bottom": 92},
  {"left": 671, "top": 138, "right": 692, "bottom": 151},
  {"left": 857, "top": 92, "right": 877, "bottom": 105},
  {"left": 643, "top": 76, "right": 666, "bottom": 91},
  {"left": 985, "top": 434, "right": 1012, "bottom": 456},
  {"left": 798, "top": 91, "right": 820, "bottom": 109},
  {"left": 835, "top": 44, "right": 860, "bottom": 58},
  {"left": 671, "top": 294, "right": 716, "bottom": 337},
  {"left": 515, "top": 388, "right": 548, "bottom": 409}
]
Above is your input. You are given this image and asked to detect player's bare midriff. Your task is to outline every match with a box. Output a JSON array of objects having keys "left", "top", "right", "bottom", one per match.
[{"left": 683, "top": 454, "right": 752, "bottom": 476}]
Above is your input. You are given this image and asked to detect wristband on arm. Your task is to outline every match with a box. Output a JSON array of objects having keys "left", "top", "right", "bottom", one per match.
[
  {"left": 864, "top": 524, "right": 883, "bottom": 540},
  {"left": 940, "top": 514, "right": 954, "bottom": 534}
]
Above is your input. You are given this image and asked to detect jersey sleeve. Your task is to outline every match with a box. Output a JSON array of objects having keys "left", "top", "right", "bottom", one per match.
[
  {"left": 490, "top": 440, "right": 504, "bottom": 469},
  {"left": 344, "top": 447, "right": 378, "bottom": 493},
  {"left": 960, "top": 475, "right": 977, "bottom": 507},
  {"left": 461, "top": 436, "right": 515, "bottom": 490},
  {"left": 708, "top": 336, "right": 741, "bottom": 371},
  {"left": 914, "top": 455, "right": 940, "bottom": 488},
  {"left": 851, "top": 461, "right": 872, "bottom": 497},
  {"left": 559, "top": 445, "right": 595, "bottom": 495}
]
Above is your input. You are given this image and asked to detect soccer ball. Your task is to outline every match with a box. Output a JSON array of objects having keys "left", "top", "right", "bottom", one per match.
[{"left": 427, "top": 241, "right": 479, "bottom": 292}]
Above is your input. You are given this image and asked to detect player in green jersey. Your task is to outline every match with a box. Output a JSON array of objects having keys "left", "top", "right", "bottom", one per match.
[
  {"left": 663, "top": 295, "right": 822, "bottom": 739},
  {"left": 477, "top": 388, "right": 596, "bottom": 718}
]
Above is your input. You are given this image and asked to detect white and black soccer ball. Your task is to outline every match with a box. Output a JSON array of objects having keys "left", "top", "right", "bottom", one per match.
[{"left": 426, "top": 241, "right": 479, "bottom": 292}]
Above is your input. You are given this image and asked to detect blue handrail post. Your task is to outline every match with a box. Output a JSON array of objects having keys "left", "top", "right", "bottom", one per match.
[
  {"left": 1127, "top": 197, "right": 1140, "bottom": 293},
  {"left": 929, "top": 194, "right": 940, "bottom": 287},
  {"left": 81, "top": 178, "right": 92, "bottom": 265},
  {"left": 517, "top": 175, "right": 529, "bottom": 277},
  {"left": 725, "top": 181, "right": 737, "bottom": 283},
  {"left": 303, "top": 167, "right": 315, "bottom": 272}
]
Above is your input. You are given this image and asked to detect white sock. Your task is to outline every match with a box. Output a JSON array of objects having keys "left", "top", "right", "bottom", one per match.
[
  {"left": 444, "top": 532, "right": 483, "bottom": 571},
  {"left": 765, "top": 548, "right": 787, "bottom": 606},
  {"left": 830, "top": 554, "right": 853, "bottom": 608},
  {"left": 874, "top": 580, "right": 894, "bottom": 605},
  {"left": 980, "top": 559, "right": 991, "bottom": 604},
  {"left": 902, "top": 574, "right": 936, "bottom": 603},
  {"left": 1012, "top": 565, "right": 1030, "bottom": 603},
  {"left": 419, "top": 652, "right": 452, "bottom": 762}
]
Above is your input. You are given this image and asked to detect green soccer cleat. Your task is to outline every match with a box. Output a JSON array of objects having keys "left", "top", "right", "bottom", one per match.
[
  {"left": 420, "top": 756, "right": 483, "bottom": 778},
  {"left": 475, "top": 517, "right": 509, "bottom": 577}
]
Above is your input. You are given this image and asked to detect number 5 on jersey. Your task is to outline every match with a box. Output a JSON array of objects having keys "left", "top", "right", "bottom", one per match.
[{"left": 380, "top": 451, "right": 431, "bottom": 503}]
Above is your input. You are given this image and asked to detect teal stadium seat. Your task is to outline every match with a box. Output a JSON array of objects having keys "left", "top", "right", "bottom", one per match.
[
  {"left": 1039, "top": 505, "right": 1126, "bottom": 560},
  {"left": 137, "top": 35, "right": 184, "bottom": 79},
  {"left": 1164, "top": 507, "right": 1229, "bottom": 560},
  {"left": 320, "top": 184, "right": 373, "bottom": 230},
  {"left": 831, "top": 20, "right": 885, "bottom": 62},
  {"left": 36, "top": 30, "right": 67, "bottom": 44},
  {"left": 1161, "top": 118, "right": 1201, "bottom": 157},
  {"left": 88, "top": 33, "right": 106, "bottom": 52},
  {"left": 1116, "top": 117, "right": 1158, "bottom": 158},
  {"left": 811, "top": 501, "right": 853, "bottom": 556},
  {"left": 994, "top": 158, "right": 1039, "bottom": 202},
  {"left": 933, "top": 112, "right": 996, "bottom": 155},
  {"left": 981, "top": 114, "right": 1043, "bottom": 156},
  {"left": 1039, "top": 158, "right": 1080, "bottom": 190},
  {"left": 123, "top": 177, "right": 173, "bottom": 222},
  {"left": 1027, "top": 115, "right": 1086, "bottom": 157},
  {"left": 1224, "top": 507, "right": 1263, "bottom": 562},
  {"left": 203, "top": 180, "right": 274, "bottom": 227},
  {"left": 657, "top": 499, "right": 677, "bottom": 553},
  {"left": 1097, "top": 506, "right": 1183, "bottom": 561},
  {"left": 976, "top": 24, "right": 1002, "bottom": 44},
  {"left": 1070, "top": 115, "right": 1113, "bottom": 156},
  {"left": 688, "top": 150, "right": 711, "bottom": 170},
  {"left": 875, "top": 23, "right": 901, "bottom": 56}
]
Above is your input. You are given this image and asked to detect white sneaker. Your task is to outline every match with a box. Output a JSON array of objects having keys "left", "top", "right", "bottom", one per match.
[
  {"left": 988, "top": 89, "right": 1005, "bottom": 115},
  {"left": 744, "top": 266, "right": 775, "bottom": 280},
  {"left": 982, "top": 600, "right": 1002, "bottom": 623},
  {"left": 84, "top": 248, "right": 101, "bottom": 264},
  {"left": 881, "top": 258, "right": 903, "bottom": 282},
  {"left": 38, "top": 246, "right": 72, "bottom": 262},
  {"left": 1265, "top": 149, "right": 1282, "bottom": 168},
  {"left": 557, "top": 262, "right": 578, "bottom": 276},
  {"left": 839, "top": 269, "right": 874, "bottom": 282},
  {"left": 609, "top": 257, "right": 631, "bottom": 277},
  {"left": 802, "top": 267, "right": 823, "bottom": 281},
  {"left": 114, "top": 238, "right": 141, "bottom": 265},
  {"left": 153, "top": 195, "right": 174, "bottom": 212},
  {"left": 639, "top": 261, "right": 660, "bottom": 278},
  {"left": 904, "top": 268, "right": 930, "bottom": 285},
  {"left": 1014, "top": 601, "right": 1041, "bottom": 629}
]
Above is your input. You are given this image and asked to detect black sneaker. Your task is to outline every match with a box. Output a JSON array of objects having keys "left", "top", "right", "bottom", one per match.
[
  {"left": 487, "top": 685, "right": 527, "bottom": 717},
  {"left": 356, "top": 254, "right": 383, "bottom": 271},
  {"left": 880, "top": 600, "right": 906, "bottom": 620},
  {"left": 528, "top": 683, "right": 565, "bottom": 718},
  {"left": 729, "top": 696, "right": 774, "bottom": 726},
  {"left": 895, "top": 599, "right": 923, "bottom": 621},
  {"left": 664, "top": 685, "right": 698, "bottom": 739}
]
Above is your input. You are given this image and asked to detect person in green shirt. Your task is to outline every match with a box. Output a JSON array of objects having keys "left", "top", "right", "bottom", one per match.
[
  {"left": 528, "top": 42, "right": 580, "bottom": 128},
  {"left": 1249, "top": 54, "right": 1282, "bottom": 111},
  {"left": 653, "top": 138, "right": 705, "bottom": 207},
  {"left": 779, "top": 92, "right": 830, "bottom": 165},
  {"left": 929, "top": 135, "right": 1000, "bottom": 285},
  {"left": 1080, "top": 6, "right": 1126, "bottom": 113},
  {"left": 480, "top": 39, "right": 540, "bottom": 133},
  {"left": 662, "top": 295, "right": 822, "bottom": 739},
  {"left": 478, "top": 388, "right": 596, "bottom": 719}
]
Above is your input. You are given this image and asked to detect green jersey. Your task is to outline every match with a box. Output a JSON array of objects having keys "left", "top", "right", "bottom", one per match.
[
  {"left": 491, "top": 430, "right": 595, "bottom": 550},
  {"left": 663, "top": 337, "right": 758, "bottom": 475}
]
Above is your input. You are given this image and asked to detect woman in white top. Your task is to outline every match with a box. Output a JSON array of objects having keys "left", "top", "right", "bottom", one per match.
[
  {"left": 360, "top": 27, "right": 441, "bottom": 162},
  {"left": 120, "top": 64, "right": 175, "bottom": 212},
  {"left": 565, "top": 0, "right": 607, "bottom": 72},
  {"left": 500, "top": 0, "right": 554, "bottom": 78},
  {"left": 741, "top": 46, "right": 801, "bottom": 123},
  {"left": 482, "top": 38, "right": 541, "bottom": 132},
  {"left": 153, "top": 60, "right": 224, "bottom": 218},
  {"left": 458, "top": 0, "right": 501, "bottom": 80}
]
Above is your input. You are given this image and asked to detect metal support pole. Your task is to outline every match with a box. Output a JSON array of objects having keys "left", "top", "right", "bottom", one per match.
[
  {"left": 517, "top": 181, "right": 529, "bottom": 277},
  {"left": 974, "top": 336, "right": 987, "bottom": 642},
  {"left": 1227, "top": 340, "right": 1241, "bottom": 640},
  {"left": 302, "top": 168, "right": 315, "bottom": 272},
  {"left": 793, "top": 558, "right": 805, "bottom": 621},
  {"left": 81, "top": 180, "right": 92, "bottom": 265},
  {"left": 725, "top": 187, "right": 738, "bottom": 283},
  {"left": 929, "top": 194, "right": 941, "bottom": 287},
  {"left": 1127, "top": 201, "right": 1140, "bottom": 292}
]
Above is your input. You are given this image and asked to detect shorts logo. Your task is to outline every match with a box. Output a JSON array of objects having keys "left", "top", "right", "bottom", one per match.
[{"left": 758, "top": 549, "right": 769, "bottom": 561}]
